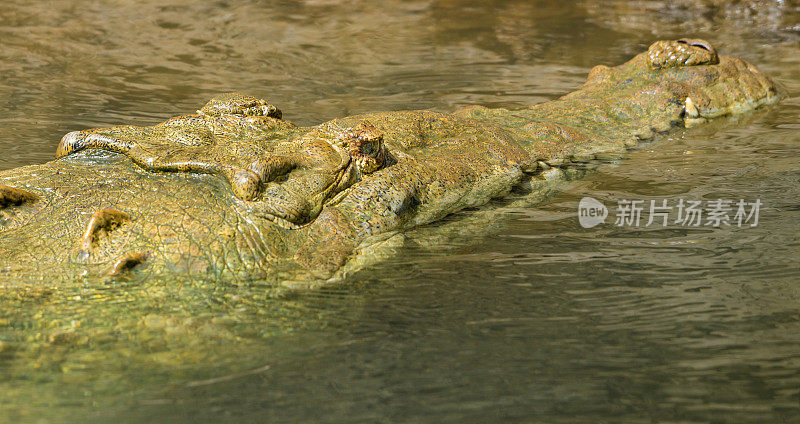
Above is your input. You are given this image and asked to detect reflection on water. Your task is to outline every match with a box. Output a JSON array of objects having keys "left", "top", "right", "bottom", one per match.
[
  {"left": 0, "top": 0, "right": 602, "bottom": 169},
  {"left": 1, "top": 0, "right": 799, "bottom": 422}
]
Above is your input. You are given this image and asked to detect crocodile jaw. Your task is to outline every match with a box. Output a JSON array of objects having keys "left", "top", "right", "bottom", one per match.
[{"left": 673, "top": 54, "right": 781, "bottom": 127}]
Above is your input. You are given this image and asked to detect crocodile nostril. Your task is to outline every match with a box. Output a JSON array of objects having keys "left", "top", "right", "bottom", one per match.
[
  {"left": 677, "top": 38, "right": 712, "bottom": 52},
  {"left": 648, "top": 39, "right": 718, "bottom": 69}
]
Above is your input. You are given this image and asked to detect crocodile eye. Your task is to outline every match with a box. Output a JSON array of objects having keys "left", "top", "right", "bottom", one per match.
[
  {"left": 337, "top": 120, "right": 386, "bottom": 173},
  {"left": 360, "top": 138, "right": 377, "bottom": 157}
]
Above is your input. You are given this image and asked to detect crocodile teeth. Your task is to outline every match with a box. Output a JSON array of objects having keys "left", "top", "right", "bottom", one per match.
[
  {"left": 570, "top": 152, "right": 595, "bottom": 163},
  {"left": 541, "top": 167, "right": 564, "bottom": 181},
  {"left": 684, "top": 97, "right": 699, "bottom": 118}
]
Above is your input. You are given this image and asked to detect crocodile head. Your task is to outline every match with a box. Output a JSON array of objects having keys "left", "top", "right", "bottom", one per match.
[
  {"left": 54, "top": 94, "right": 388, "bottom": 227},
  {"left": 0, "top": 40, "right": 780, "bottom": 284}
]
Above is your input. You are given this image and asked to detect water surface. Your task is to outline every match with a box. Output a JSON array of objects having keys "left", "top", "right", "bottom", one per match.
[{"left": 0, "top": 1, "right": 799, "bottom": 422}]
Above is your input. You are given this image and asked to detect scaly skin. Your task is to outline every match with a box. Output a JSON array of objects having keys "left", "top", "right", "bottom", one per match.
[{"left": 0, "top": 39, "right": 780, "bottom": 286}]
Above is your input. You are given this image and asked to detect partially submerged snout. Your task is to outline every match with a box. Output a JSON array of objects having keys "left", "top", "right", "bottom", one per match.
[
  {"left": 647, "top": 38, "right": 780, "bottom": 125},
  {"left": 586, "top": 38, "right": 780, "bottom": 129},
  {"left": 678, "top": 53, "right": 779, "bottom": 126}
]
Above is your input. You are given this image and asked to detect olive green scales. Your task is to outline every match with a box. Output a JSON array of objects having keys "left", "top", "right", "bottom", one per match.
[{"left": 0, "top": 39, "right": 780, "bottom": 286}]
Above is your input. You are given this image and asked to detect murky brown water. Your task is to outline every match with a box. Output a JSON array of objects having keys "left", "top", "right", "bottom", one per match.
[{"left": 1, "top": 1, "right": 799, "bottom": 422}]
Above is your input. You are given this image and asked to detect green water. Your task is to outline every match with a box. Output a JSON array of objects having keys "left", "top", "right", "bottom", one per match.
[{"left": 1, "top": 1, "right": 799, "bottom": 422}]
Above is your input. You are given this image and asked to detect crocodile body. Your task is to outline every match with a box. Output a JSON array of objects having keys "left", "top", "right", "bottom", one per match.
[{"left": 0, "top": 39, "right": 780, "bottom": 286}]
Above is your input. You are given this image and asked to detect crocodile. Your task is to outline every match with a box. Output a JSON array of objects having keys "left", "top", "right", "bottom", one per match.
[{"left": 0, "top": 39, "right": 780, "bottom": 286}]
